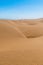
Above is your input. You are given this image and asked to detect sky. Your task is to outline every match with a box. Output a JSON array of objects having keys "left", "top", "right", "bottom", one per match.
[{"left": 0, "top": 0, "right": 43, "bottom": 20}]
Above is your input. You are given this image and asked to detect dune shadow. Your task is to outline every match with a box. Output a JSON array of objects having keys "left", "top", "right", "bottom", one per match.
[
  {"left": 28, "top": 23, "right": 37, "bottom": 25},
  {"left": 25, "top": 34, "right": 43, "bottom": 38},
  {"left": 25, "top": 21, "right": 37, "bottom": 25},
  {"left": 40, "top": 21, "right": 43, "bottom": 23}
]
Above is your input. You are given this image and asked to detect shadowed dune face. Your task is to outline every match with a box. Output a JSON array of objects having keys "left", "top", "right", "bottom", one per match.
[
  {"left": 12, "top": 19, "right": 43, "bottom": 38},
  {"left": 19, "top": 26, "right": 43, "bottom": 38}
]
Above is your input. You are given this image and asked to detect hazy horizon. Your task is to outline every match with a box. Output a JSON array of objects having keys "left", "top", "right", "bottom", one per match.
[{"left": 0, "top": 0, "right": 43, "bottom": 20}]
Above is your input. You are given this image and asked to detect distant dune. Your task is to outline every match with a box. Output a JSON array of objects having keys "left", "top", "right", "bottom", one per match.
[
  {"left": 12, "top": 19, "right": 43, "bottom": 38},
  {"left": 0, "top": 19, "right": 43, "bottom": 65}
]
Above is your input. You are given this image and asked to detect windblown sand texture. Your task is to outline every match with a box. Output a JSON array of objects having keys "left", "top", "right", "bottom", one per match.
[{"left": 0, "top": 19, "right": 43, "bottom": 65}]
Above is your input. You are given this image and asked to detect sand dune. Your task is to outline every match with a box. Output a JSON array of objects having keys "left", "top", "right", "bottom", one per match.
[
  {"left": 12, "top": 19, "right": 43, "bottom": 38},
  {"left": 0, "top": 20, "right": 25, "bottom": 38},
  {"left": 0, "top": 19, "right": 43, "bottom": 65}
]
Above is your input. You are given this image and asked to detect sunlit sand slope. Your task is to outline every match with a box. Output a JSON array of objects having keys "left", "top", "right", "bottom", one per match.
[
  {"left": 0, "top": 19, "right": 43, "bottom": 65},
  {"left": 0, "top": 20, "right": 25, "bottom": 38}
]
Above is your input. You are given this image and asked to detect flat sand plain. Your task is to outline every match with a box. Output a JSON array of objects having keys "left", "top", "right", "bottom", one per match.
[{"left": 0, "top": 19, "right": 43, "bottom": 65}]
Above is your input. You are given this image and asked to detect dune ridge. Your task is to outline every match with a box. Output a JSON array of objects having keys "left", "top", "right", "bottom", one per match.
[
  {"left": 0, "top": 20, "right": 26, "bottom": 38},
  {"left": 8, "top": 20, "right": 26, "bottom": 38}
]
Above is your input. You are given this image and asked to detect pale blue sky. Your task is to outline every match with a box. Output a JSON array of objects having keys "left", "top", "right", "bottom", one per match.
[{"left": 0, "top": 0, "right": 43, "bottom": 20}]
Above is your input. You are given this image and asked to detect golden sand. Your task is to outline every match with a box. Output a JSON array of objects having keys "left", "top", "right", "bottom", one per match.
[{"left": 0, "top": 19, "right": 43, "bottom": 65}]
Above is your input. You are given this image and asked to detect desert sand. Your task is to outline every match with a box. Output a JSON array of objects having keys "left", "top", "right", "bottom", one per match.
[{"left": 0, "top": 19, "right": 43, "bottom": 65}]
